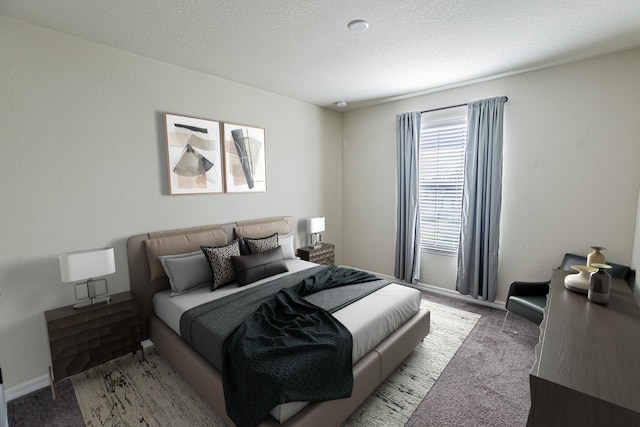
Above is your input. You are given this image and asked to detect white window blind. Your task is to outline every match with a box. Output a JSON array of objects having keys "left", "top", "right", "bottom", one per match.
[{"left": 419, "top": 116, "right": 466, "bottom": 254}]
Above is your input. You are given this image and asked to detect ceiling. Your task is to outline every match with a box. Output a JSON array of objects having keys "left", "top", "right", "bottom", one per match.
[{"left": 3, "top": 1, "right": 640, "bottom": 111}]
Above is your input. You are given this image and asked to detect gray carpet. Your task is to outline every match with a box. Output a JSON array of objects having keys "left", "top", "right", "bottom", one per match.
[
  {"left": 407, "top": 293, "right": 538, "bottom": 427},
  {"left": 8, "top": 291, "right": 537, "bottom": 426}
]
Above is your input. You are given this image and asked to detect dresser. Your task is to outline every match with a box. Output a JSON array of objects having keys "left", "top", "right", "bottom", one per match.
[
  {"left": 45, "top": 291, "right": 142, "bottom": 397},
  {"left": 527, "top": 269, "right": 640, "bottom": 426}
]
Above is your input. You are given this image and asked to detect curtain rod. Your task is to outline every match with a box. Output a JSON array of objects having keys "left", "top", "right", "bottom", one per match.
[{"left": 421, "top": 97, "right": 508, "bottom": 114}]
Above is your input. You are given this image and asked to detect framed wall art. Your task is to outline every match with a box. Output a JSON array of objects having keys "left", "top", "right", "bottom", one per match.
[
  {"left": 222, "top": 122, "right": 266, "bottom": 193},
  {"left": 164, "top": 113, "right": 223, "bottom": 195}
]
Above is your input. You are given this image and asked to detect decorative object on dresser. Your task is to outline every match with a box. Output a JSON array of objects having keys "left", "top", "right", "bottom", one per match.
[
  {"left": 297, "top": 242, "right": 335, "bottom": 265},
  {"left": 44, "top": 292, "right": 142, "bottom": 399},
  {"left": 586, "top": 245, "right": 606, "bottom": 266},
  {"left": 306, "top": 216, "right": 325, "bottom": 248},
  {"left": 58, "top": 247, "right": 115, "bottom": 308},
  {"left": 588, "top": 263, "right": 612, "bottom": 304},
  {"left": 563, "top": 264, "right": 597, "bottom": 294}
]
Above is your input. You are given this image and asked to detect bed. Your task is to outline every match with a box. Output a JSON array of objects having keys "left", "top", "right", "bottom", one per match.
[{"left": 127, "top": 216, "right": 430, "bottom": 426}]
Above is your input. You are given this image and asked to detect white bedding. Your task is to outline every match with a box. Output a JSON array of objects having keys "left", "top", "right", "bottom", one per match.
[{"left": 152, "top": 259, "right": 421, "bottom": 423}]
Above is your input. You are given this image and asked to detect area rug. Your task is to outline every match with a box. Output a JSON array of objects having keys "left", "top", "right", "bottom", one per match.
[{"left": 71, "top": 301, "right": 480, "bottom": 426}]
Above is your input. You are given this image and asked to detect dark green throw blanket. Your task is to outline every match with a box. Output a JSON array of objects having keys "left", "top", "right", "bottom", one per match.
[{"left": 222, "top": 266, "right": 382, "bottom": 427}]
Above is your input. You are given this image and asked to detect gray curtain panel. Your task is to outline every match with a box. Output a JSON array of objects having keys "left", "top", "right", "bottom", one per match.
[
  {"left": 395, "top": 112, "right": 421, "bottom": 283},
  {"left": 456, "top": 96, "right": 507, "bottom": 301}
]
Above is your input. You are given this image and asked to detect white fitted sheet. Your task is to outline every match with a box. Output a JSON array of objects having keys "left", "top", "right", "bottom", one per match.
[{"left": 152, "top": 260, "right": 421, "bottom": 423}]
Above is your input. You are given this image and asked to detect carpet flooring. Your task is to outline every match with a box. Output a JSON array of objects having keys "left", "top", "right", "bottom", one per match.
[{"left": 8, "top": 291, "right": 538, "bottom": 426}]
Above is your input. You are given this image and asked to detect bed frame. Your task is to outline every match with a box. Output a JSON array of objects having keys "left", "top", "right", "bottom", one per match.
[{"left": 127, "top": 216, "right": 431, "bottom": 426}]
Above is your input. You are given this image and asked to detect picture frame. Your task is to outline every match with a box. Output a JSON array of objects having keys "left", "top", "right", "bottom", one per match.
[
  {"left": 222, "top": 122, "right": 267, "bottom": 193},
  {"left": 164, "top": 113, "right": 223, "bottom": 195}
]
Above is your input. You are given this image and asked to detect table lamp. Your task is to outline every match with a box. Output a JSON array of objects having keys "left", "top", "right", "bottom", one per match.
[
  {"left": 59, "top": 247, "right": 115, "bottom": 308},
  {"left": 307, "top": 217, "right": 325, "bottom": 249}
]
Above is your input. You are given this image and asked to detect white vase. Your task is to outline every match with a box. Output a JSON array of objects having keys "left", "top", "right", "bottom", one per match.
[
  {"left": 564, "top": 265, "right": 597, "bottom": 294},
  {"left": 587, "top": 246, "right": 606, "bottom": 267}
]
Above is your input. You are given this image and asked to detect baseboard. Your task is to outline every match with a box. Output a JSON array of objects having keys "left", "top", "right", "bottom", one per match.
[
  {"left": 411, "top": 282, "right": 506, "bottom": 310},
  {"left": 6, "top": 339, "right": 155, "bottom": 402},
  {"left": 341, "top": 265, "right": 506, "bottom": 310},
  {"left": 5, "top": 374, "right": 49, "bottom": 401}
]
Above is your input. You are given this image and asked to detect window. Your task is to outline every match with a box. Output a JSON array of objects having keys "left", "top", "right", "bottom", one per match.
[{"left": 419, "top": 115, "right": 466, "bottom": 254}]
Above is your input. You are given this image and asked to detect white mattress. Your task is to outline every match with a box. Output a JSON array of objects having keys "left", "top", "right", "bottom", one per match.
[{"left": 152, "top": 260, "right": 421, "bottom": 422}]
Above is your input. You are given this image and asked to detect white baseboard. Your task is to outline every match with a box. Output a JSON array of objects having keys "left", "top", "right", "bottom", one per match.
[
  {"left": 341, "top": 265, "right": 506, "bottom": 310},
  {"left": 6, "top": 339, "right": 155, "bottom": 402},
  {"left": 410, "top": 281, "right": 506, "bottom": 310},
  {"left": 6, "top": 374, "right": 49, "bottom": 401}
]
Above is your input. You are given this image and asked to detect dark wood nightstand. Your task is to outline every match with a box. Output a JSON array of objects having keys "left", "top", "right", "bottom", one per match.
[
  {"left": 44, "top": 291, "right": 142, "bottom": 398},
  {"left": 297, "top": 243, "right": 335, "bottom": 265}
]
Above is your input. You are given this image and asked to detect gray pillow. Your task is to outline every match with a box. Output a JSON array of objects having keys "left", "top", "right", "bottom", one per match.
[
  {"left": 159, "top": 251, "right": 212, "bottom": 296},
  {"left": 201, "top": 240, "right": 241, "bottom": 289},
  {"left": 243, "top": 233, "right": 278, "bottom": 254},
  {"left": 231, "top": 246, "right": 288, "bottom": 287}
]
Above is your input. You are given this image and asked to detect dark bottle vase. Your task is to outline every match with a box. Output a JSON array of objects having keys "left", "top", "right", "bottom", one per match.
[{"left": 588, "top": 263, "right": 611, "bottom": 304}]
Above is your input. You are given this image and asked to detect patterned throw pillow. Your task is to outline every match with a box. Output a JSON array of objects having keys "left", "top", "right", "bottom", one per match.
[
  {"left": 201, "top": 240, "right": 241, "bottom": 289},
  {"left": 244, "top": 233, "right": 278, "bottom": 254}
]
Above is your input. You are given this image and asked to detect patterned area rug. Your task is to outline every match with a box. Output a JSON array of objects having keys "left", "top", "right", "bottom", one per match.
[{"left": 71, "top": 301, "right": 480, "bottom": 426}]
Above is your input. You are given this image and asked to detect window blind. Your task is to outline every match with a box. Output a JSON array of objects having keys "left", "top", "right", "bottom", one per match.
[{"left": 419, "top": 116, "right": 466, "bottom": 254}]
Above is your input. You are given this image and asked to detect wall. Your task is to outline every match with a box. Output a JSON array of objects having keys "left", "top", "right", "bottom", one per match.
[
  {"left": 342, "top": 48, "right": 640, "bottom": 303},
  {"left": 0, "top": 16, "right": 342, "bottom": 389}
]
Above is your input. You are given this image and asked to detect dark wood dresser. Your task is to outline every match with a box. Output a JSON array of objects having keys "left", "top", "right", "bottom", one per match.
[
  {"left": 528, "top": 269, "right": 640, "bottom": 426},
  {"left": 296, "top": 243, "right": 335, "bottom": 265},
  {"left": 45, "top": 291, "right": 142, "bottom": 396}
]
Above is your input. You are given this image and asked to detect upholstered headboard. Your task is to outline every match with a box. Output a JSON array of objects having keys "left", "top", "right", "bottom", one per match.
[{"left": 127, "top": 216, "right": 296, "bottom": 339}]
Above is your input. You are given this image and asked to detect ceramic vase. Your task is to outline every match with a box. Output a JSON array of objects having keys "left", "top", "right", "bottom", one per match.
[
  {"left": 564, "top": 265, "right": 597, "bottom": 294},
  {"left": 588, "top": 263, "right": 612, "bottom": 304},
  {"left": 587, "top": 246, "right": 606, "bottom": 267}
]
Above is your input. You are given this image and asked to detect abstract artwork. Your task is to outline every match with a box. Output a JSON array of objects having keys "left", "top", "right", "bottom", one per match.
[
  {"left": 223, "top": 123, "right": 266, "bottom": 193},
  {"left": 164, "top": 113, "right": 223, "bottom": 195}
]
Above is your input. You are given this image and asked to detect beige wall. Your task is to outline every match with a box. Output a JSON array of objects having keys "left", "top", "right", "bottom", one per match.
[
  {"left": 0, "top": 16, "right": 342, "bottom": 389},
  {"left": 342, "top": 48, "right": 640, "bottom": 303}
]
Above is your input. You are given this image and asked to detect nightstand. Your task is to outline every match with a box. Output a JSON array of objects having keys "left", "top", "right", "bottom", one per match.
[
  {"left": 44, "top": 291, "right": 142, "bottom": 398},
  {"left": 297, "top": 243, "right": 335, "bottom": 265}
]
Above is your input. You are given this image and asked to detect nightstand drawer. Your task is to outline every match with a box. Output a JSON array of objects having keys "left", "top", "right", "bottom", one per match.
[{"left": 297, "top": 243, "right": 335, "bottom": 266}]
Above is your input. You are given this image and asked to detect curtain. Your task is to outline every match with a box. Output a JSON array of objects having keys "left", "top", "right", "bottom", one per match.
[
  {"left": 395, "top": 112, "right": 421, "bottom": 283},
  {"left": 456, "top": 97, "right": 507, "bottom": 301}
]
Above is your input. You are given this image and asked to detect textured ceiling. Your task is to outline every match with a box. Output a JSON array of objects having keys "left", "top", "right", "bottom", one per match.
[{"left": 2, "top": 0, "right": 640, "bottom": 110}]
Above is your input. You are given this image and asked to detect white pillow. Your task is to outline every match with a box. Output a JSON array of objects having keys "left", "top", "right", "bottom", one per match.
[
  {"left": 159, "top": 251, "right": 212, "bottom": 296},
  {"left": 278, "top": 232, "right": 296, "bottom": 260}
]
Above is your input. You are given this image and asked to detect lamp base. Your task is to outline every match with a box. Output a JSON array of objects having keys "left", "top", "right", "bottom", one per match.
[
  {"left": 309, "top": 233, "right": 323, "bottom": 249},
  {"left": 73, "top": 278, "right": 111, "bottom": 309},
  {"left": 73, "top": 295, "right": 111, "bottom": 309}
]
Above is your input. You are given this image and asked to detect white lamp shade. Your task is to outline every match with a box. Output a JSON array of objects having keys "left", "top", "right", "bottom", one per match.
[
  {"left": 59, "top": 247, "right": 116, "bottom": 282},
  {"left": 307, "top": 217, "right": 325, "bottom": 234}
]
